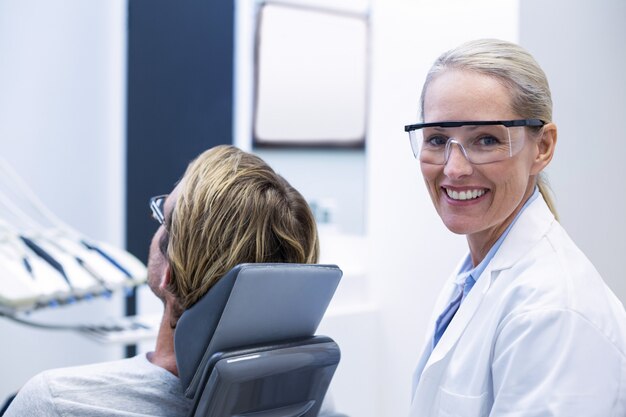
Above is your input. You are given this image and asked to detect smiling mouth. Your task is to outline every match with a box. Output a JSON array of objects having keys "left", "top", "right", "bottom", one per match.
[{"left": 444, "top": 188, "right": 487, "bottom": 201}]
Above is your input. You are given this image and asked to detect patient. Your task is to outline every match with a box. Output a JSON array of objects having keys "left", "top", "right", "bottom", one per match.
[{"left": 4, "top": 145, "right": 319, "bottom": 416}]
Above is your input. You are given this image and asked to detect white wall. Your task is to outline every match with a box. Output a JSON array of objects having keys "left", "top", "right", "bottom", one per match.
[
  {"left": 0, "top": 0, "right": 127, "bottom": 401},
  {"left": 520, "top": 0, "right": 626, "bottom": 301}
]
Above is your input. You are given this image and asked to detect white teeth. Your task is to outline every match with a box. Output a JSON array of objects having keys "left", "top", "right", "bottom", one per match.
[{"left": 446, "top": 188, "right": 486, "bottom": 201}]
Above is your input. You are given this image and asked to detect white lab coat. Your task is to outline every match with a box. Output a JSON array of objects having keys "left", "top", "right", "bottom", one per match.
[{"left": 409, "top": 196, "right": 626, "bottom": 417}]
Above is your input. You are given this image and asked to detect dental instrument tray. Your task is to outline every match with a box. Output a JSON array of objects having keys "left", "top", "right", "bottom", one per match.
[{"left": 0, "top": 157, "right": 147, "bottom": 313}]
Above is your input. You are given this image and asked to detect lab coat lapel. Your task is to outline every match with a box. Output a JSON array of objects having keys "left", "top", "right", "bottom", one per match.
[
  {"left": 413, "top": 273, "right": 490, "bottom": 412},
  {"left": 425, "top": 268, "right": 489, "bottom": 366},
  {"left": 412, "top": 256, "right": 469, "bottom": 391}
]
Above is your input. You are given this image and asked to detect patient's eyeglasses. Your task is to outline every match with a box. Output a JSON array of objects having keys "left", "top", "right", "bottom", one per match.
[
  {"left": 149, "top": 195, "right": 168, "bottom": 226},
  {"left": 403, "top": 119, "right": 545, "bottom": 165}
]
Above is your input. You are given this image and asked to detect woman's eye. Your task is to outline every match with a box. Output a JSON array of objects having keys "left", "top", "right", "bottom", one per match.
[
  {"left": 476, "top": 135, "right": 501, "bottom": 146},
  {"left": 426, "top": 135, "right": 448, "bottom": 147}
]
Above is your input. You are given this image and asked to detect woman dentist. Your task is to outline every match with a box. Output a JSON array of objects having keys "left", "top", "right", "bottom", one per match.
[{"left": 405, "top": 39, "right": 626, "bottom": 416}]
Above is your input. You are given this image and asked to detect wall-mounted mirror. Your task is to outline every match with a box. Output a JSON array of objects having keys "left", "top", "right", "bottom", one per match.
[{"left": 253, "top": 1, "right": 369, "bottom": 148}]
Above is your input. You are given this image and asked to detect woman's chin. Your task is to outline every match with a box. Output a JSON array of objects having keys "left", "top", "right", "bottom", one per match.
[{"left": 441, "top": 217, "right": 477, "bottom": 236}]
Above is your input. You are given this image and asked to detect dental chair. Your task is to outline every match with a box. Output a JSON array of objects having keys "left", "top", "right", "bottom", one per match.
[{"left": 174, "top": 263, "right": 346, "bottom": 417}]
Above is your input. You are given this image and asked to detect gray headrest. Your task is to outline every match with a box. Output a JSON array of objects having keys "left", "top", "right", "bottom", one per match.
[{"left": 174, "top": 263, "right": 342, "bottom": 399}]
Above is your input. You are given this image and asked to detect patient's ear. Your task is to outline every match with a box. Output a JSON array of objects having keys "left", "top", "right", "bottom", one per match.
[
  {"left": 531, "top": 123, "right": 557, "bottom": 175},
  {"left": 162, "top": 265, "right": 184, "bottom": 328},
  {"left": 160, "top": 264, "right": 173, "bottom": 291}
]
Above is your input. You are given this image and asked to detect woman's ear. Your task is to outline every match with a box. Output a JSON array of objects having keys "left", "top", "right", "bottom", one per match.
[{"left": 531, "top": 123, "right": 557, "bottom": 175}]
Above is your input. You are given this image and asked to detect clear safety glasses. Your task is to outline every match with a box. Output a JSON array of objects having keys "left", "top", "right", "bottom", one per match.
[
  {"left": 403, "top": 119, "right": 545, "bottom": 165},
  {"left": 149, "top": 194, "right": 168, "bottom": 226}
]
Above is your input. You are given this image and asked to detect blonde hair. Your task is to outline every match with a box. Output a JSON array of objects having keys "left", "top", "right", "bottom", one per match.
[
  {"left": 420, "top": 38, "right": 559, "bottom": 219},
  {"left": 164, "top": 145, "right": 319, "bottom": 313}
]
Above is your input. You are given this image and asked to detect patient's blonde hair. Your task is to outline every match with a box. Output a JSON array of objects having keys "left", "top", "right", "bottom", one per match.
[
  {"left": 165, "top": 145, "right": 319, "bottom": 313},
  {"left": 420, "top": 38, "right": 558, "bottom": 219}
]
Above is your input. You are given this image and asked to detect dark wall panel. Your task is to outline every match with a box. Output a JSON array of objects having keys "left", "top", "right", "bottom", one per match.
[{"left": 126, "top": 0, "right": 234, "bottom": 264}]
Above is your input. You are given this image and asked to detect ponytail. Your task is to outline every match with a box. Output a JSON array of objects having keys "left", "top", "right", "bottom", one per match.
[{"left": 537, "top": 172, "right": 559, "bottom": 221}]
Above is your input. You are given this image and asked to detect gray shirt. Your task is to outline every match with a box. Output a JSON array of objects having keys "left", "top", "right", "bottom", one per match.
[{"left": 4, "top": 354, "right": 192, "bottom": 416}]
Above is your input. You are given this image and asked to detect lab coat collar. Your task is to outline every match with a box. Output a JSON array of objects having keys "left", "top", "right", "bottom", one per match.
[
  {"left": 420, "top": 195, "right": 556, "bottom": 378},
  {"left": 486, "top": 194, "right": 555, "bottom": 273}
]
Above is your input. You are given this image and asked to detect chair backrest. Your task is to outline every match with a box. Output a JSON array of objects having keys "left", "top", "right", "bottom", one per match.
[{"left": 174, "top": 263, "right": 343, "bottom": 417}]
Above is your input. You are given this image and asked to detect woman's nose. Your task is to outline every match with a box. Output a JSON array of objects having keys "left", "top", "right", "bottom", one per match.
[{"left": 443, "top": 142, "right": 473, "bottom": 178}]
